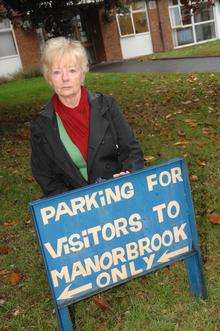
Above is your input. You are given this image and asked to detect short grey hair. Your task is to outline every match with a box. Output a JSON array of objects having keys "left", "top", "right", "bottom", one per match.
[{"left": 41, "top": 37, "right": 89, "bottom": 81}]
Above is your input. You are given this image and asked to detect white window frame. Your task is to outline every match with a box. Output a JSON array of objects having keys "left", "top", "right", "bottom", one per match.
[
  {"left": 168, "top": 0, "right": 217, "bottom": 48},
  {"left": 116, "top": 1, "right": 150, "bottom": 38},
  {"left": 0, "top": 19, "right": 20, "bottom": 60}
]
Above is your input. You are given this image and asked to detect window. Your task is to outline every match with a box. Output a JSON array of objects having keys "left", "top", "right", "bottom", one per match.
[
  {"left": 195, "top": 22, "right": 215, "bottom": 42},
  {"left": 117, "top": 1, "right": 149, "bottom": 37},
  {"left": 118, "top": 14, "right": 134, "bottom": 36},
  {"left": 176, "top": 27, "right": 194, "bottom": 45},
  {"left": 181, "top": 7, "right": 191, "bottom": 25},
  {"left": 133, "top": 12, "right": 148, "bottom": 34},
  {"left": 0, "top": 19, "right": 18, "bottom": 58},
  {"left": 169, "top": 0, "right": 216, "bottom": 47},
  {"left": 194, "top": 2, "right": 214, "bottom": 23},
  {"left": 170, "top": 7, "right": 182, "bottom": 27}
]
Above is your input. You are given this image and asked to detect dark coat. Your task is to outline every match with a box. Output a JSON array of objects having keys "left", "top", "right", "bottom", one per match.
[{"left": 30, "top": 92, "right": 144, "bottom": 197}]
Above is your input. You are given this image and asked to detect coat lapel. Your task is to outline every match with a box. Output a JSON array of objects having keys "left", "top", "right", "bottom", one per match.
[
  {"left": 41, "top": 101, "right": 88, "bottom": 185},
  {"left": 87, "top": 94, "right": 109, "bottom": 174}
]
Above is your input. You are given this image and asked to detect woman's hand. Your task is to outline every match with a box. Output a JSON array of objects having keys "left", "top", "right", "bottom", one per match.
[{"left": 113, "top": 171, "right": 130, "bottom": 178}]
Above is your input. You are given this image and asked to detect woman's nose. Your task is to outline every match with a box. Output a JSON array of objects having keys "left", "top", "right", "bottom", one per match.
[{"left": 62, "top": 70, "right": 69, "bottom": 81}]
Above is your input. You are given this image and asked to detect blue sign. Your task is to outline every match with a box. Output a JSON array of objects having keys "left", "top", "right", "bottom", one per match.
[{"left": 30, "top": 158, "right": 206, "bottom": 330}]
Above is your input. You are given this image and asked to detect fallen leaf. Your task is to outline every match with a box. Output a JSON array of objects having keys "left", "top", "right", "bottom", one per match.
[
  {"left": 26, "top": 176, "right": 35, "bottom": 183},
  {"left": 165, "top": 113, "right": 172, "bottom": 119},
  {"left": 175, "top": 321, "right": 180, "bottom": 331},
  {"left": 3, "top": 220, "right": 18, "bottom": 227},
  {"left": 136, "top": 291, "right": 146, "bottom": 300},
  {"left": 162, "top": 267, "right": 170, "bottom": 274},
  {"left": 25, "top": 219, "right": 31, "bottom": 225},
  {"left": 208, "top": 213, "right": 220, "bottom": 225},
  {"left": 14, "top": 128, "right": 29, "bottom": 141},
  {"left": 177, "top": 130, "right": 186, "bottom": 137},
  {"left": 184, "top": 119, "right": 197, "bottom": 127},
  {"left": 0, "top": 246, "right": 11, "bottom": 255},
  {"left": 0, "top": 299, "right": 6, "bottom": 306},
  {"left": 190, "top": 175, "right": 198, "bottom": 182},
  {"left": 144, "top": 155, "right": 155, "bottom": 162},
  {"left": 93, "top": 297, "right": 110, "bottom": 311},
  {"left": 0, "top": 269, "right": 10, "bottom": 276},
  {"left": 173, "top": 140, "right": 189, "bottom": 146},
  {"left": 181, "top": 100, "right": 192, "bottom": 105},
  {"left": 9, "top": 271, "right": 21, "bottom": 285},
  {"left": 1, "top": 327, "right": 9, "bottom": 331},
  {"left": 13, "top": 308, "right": 21, "bottom": 316},
  {"left": 187, "top": 74, "right": 198, "bottom": 82},
  {"left": 196, "top": 159, "right": 206, "bottom": 167},
  {"left": 202, "top": 128, "right": 212, "bottom": 137},
  {"left": 197, "top": 142, "right": 208, "bottom": 148}
]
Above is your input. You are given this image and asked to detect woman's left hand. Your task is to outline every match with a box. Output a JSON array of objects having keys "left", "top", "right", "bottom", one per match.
[{"left": 113, "top": 171, "right": 130, "bottom": 178}]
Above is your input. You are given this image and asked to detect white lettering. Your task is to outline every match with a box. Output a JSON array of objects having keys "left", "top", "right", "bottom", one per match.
[
  {"left": 41, "top": 206, "right": 55, "bottom": 225},
  {"left": 171, "top": 167, "right": 183, "bottom": 183},
  {"left": 167, "top": 200, "right": 180, "bottom": 219},
  {"left": 173, "top": 223, "right": 187, "bottom": 242},
  {"left": 146, "top": 174, "right": 157, "bottom": 191},
  {"left": 44, "top": 237, "right": 68, "bottom": 258},
  {"left": 152, "top": 203, "right": 166, "bottom": 223},
  {"left": 159, "top": 171, "right": 171, "bottom": 187},
  {"left": 111, "top": 265, "right": 128, "bottom": 283},
  {"left": 96, "top": 272, "right": 111, "bottom": 288},
  {"left": 126, "top": 242, "right": 139, "bottom": 260},
  {"left": 51, "top": 266, "right": 70, "bottom": 287},
  {"left": 143, "top": 254, "right": 155, "bottom": 270},
  {"left": 129, "top": 261, "right": 143, "bottom": 276}
]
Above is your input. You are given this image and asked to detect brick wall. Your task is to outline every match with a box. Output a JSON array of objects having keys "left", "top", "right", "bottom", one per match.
[
  {"left": 98, "top": 6, "right": 122, "bottom": 62},
  {"left": 13, "top": 25, "right": 41, "bottom": 70},
  {"left": 158, "top": 0, "right": 173, "bottom": 51},
  {"left": 147, "top": 1, "right": 164, "bottom": 52},
  {"left": 147, "top": 0, "right": 174, "bottom": 52}
]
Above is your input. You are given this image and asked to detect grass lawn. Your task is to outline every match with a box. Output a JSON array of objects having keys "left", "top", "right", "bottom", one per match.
[
  {"left": 140, "top": 40, "right": 220, "bottom": 61},
  {"left": 0, "top": 73, "right": 220, "bottom": 330}
]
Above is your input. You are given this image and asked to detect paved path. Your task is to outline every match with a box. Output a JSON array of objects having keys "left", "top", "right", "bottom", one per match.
[{"left": 91, "top": 56, "right": 220, "bottom": 73}]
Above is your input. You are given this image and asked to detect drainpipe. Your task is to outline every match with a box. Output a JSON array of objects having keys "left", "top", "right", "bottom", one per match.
[{"left": 155, "top": 0, "right": 165, "bottom": 51}]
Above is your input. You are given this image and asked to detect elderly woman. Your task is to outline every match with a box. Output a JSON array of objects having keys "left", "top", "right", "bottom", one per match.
[{"left": 30, "top": 37, "right": 144, "bottom": 197}]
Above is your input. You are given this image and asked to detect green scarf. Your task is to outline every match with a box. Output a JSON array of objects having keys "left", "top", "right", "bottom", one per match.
[{"left": 56, "top": 113, "right": 88, "bottom": 181}]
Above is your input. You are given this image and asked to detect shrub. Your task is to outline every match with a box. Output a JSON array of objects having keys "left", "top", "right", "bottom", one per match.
[
  {"left": 0, "top": 76, "right": 12, "bottom": 85},
  {"left": 13, "top": 67, "right": 42, "bottom": 80}
]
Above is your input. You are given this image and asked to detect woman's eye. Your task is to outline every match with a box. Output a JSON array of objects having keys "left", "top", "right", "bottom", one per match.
[
  {"left": 52, "top": 70, "right": 61, "bottom": 75},
  {"left": 69, "top": 68, "right": 76, "bottom": 73}
]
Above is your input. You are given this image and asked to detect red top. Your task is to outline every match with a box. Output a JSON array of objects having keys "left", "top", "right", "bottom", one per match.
[{"left": 52, "top": 87, "right": 90, "bottom": 161}]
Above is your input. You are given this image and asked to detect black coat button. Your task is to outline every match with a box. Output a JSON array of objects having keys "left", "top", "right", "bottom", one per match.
[{"left": 105, "top": 163, "right": 110, "bottom": 169}]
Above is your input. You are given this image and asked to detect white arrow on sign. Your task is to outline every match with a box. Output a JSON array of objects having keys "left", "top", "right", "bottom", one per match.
[
  {"left": 157, "top": 246, "right": 189, "bottom": 264},
  {"left": 58, "top": 283, "right": 92, "bottom": 301}
]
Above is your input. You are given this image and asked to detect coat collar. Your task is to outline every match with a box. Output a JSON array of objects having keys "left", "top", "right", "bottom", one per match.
[
  {"left": 87, "top": 92, "right": 109, "bottom": 173},
  {"left": 40, "top": 91, "right": 108, "bottom": 119}
]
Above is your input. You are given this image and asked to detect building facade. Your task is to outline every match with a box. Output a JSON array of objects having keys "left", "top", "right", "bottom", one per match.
[{"left": 0, "top": 0, "right": 220, "bottom": 76}]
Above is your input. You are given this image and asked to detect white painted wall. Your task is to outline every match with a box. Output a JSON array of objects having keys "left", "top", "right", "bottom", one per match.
[
  {"left": 120, "top": 33, "right": 153, "bottom": 59},
  {"left": 0, "top": 55, "right": 22, "bottom": 77},
  {"left": 214, "top": 0, "right": 220, "bottom": 38}
]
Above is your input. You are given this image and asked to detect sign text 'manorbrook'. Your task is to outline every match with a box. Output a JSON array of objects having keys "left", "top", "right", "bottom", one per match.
[{"left": 50, "top": 222, "right": 187, "bottom": 288}]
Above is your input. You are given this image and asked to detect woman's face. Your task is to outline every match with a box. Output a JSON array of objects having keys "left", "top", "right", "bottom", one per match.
[{"left": 49, "top": 55, "right": 84, "bottom": 102}]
